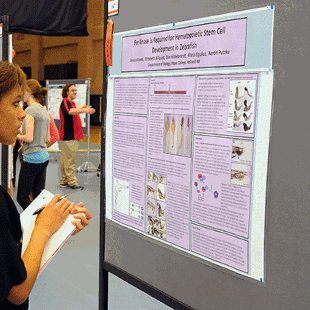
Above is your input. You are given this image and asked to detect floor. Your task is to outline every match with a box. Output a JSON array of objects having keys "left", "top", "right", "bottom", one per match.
[{"left": 12, "top": 133, "right": 172, "bottom": 310}]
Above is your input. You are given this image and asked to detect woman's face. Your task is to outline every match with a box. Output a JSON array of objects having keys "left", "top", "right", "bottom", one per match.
[{"left": 0, "top": 85, "right": 26, "bottom": 145}]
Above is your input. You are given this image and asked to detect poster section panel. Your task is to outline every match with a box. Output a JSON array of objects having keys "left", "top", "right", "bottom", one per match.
[
  {"left": 111, "top": 73, "right": 258, "bottom": 275},
  {"left": 112, "top": 114, "right": 147, "bottom": 231},
  {"left": 147, "top": 76, "right": 195, "bottom": 249},
  {"left": 195, "top": 75, "right": 257, "bottom": 137},
  {"left": 114, "top": 77, "right": 149, "bottom": 114},
  {"left": 191, "top": 74, "right": 257, "bottom": 273},
  {"left": 111, "top": 78, "right": 149, "bottom": 231}
]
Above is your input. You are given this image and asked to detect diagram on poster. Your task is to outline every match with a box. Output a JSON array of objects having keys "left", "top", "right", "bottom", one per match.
[
  {"left": 130, "top": 202, "right": 144, "bottom": 220},
  {"left": 114, "top": 178, "right": 130, "bottom": 214},
  {"left": 193, "top": 174, "right": 219, "bottom": 200}
]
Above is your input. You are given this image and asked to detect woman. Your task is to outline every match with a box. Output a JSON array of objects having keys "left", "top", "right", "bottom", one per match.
[
  {"left": 16, "top": 79, "right": 51, "bottom": 210},
  {"left": 0, "top": 61, "right": 91, "bottom": 309}
]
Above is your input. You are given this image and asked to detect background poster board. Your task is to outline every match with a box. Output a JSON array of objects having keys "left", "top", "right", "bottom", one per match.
[
  {"left": 0, "top": 28, "right": 13, "bottom": 188},
  {"left": 0, "top": 144, "right": 13, "bottom": 188},
  {"left": 101, "top": 1, "right": 310, "bottom": 309},
  {"left": 99, "top": 3, "right": 310, "bottom": 309},
  {"left": 45, "top": 79, "right": 90, "bottom": 135}
]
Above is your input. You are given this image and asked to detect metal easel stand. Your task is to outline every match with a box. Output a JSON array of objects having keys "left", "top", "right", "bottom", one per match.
[{"left": 77, "top": 107, "right": 98, "bottom": 173}]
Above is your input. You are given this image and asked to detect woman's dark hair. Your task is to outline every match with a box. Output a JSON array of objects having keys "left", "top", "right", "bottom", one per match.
[
  {"left": 26, "top": 79, "right": 48, "bottom": 105},
  {"left": 0, "top": 61, "right": 27, "bottom": 101},
  {"left": 62, "top": 83, "right": 75, "bottom": 98}
]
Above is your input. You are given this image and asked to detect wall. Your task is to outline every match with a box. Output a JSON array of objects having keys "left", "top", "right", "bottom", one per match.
[{"left": 11, "top": 0, "right": 105, "bottom": 95}]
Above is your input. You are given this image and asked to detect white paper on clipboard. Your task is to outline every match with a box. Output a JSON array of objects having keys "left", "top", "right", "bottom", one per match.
[{"left": 20, "top": 189, "right": 76, "bottom": 275}]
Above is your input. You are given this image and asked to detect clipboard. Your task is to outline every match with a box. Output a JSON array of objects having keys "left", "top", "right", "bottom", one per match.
[{"left": 20, "top": 189, "right": 77, "bottom": 275}]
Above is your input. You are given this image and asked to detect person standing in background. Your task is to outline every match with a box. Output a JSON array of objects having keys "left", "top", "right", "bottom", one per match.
[
  {"left": 17, "top": 79, "right": 50, "bottom": 210},
  {"left": 59, "top": 83, "right": 95, "bottom": 190}
]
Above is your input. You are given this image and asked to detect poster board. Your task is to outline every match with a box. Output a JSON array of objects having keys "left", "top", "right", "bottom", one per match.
[
  {"left": 0, "top": 144, "right": 13, "bottom": 188},
  {"left": 45, "top": 79, "right": 90, "bottom": 135},
  {"left": 0, "top": 23, "right": 13, "bottom": 189},
  {"left": 99, "top": 3, "right": 310, "bottom": 309},
  {"left": 102, "top": 1, "right": 310, "bottom": 309}
]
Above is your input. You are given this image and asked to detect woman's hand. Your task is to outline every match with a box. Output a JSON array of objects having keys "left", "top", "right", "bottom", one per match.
[
  {"left": 34, "top": 194, "right": 75, "bottom": 237},
  {"left": 70, "top": 202, "right": 92, "bottom": 235}
]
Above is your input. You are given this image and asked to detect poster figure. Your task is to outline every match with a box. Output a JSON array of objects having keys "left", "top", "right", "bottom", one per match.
[
  {"left": 230, "top": 163, "right": 252, "bottom": 187},
  {"left": 113, "top": 178, "right": 130, "bottom": 214},
  {"left": 157, "top": 183, "right": 166, "bottom": 202},
  {"left": 227, "top": 81, "right": 256, "bottom": 135},
  {"left": 233, "top": 86, "right": 254, "bottom": 133},
  {"left": 163, "top": 115, "right": 170, "bottom": 154},
  {"left": 184, "top": 116, "right": 192, "bottom": 157},
  {"left": 147, "top": 180, "right": 157, "bottom": 199},
  {"left": 129, "top": 202, "right": 144, "bottom": 220},
  {"left": 163, "top": 114, "right": 192, "bottom": 157},
  {"left": 231, "top": 139, "right": 254, "bottom": 165},
  {"left": 177, "top": 115, "right": 185, "bottom": 156},
  {"left": 147, "top": 198, "right": 156, "bottom": 217},
  {"left": 147, "top": 171, "right": 167, "bottom": 240},
  {"left": 193, "top": 174, "right": 219, "bottom": 201}
]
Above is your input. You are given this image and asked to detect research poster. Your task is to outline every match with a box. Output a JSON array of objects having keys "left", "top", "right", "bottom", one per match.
[
  {"left": 107, "top": 8, "right": 274, "bottom": 281},
  {"left": 112, "top": 73, "right": 258, "bottom": 274}
]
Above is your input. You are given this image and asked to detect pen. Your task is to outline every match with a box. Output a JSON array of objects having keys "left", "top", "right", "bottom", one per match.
[{"left": 32, "top": 194, "right": 70, "bottom": 215}]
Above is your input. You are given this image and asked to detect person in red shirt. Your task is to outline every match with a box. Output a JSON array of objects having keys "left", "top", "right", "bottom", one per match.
[{"left": 59, "top": 83, "right": 95, "bottom": 190}]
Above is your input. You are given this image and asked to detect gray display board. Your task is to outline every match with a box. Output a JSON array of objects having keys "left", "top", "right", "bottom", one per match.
[
  {"left": 0, "top": 28, "right": 13, "bottom": 189},
  {"left": 103, "top": 1, "right": 309, "bottom": 309}
]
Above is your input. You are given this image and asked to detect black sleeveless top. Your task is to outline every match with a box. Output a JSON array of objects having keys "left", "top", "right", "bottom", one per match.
[{"left": 0, "top": 186, "right": 28, "bottom": 309}]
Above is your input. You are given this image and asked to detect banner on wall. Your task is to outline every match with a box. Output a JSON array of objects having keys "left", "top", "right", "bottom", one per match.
[
  {"left": 0, "top": 0, "right": 88, "bottom": 36},
  {"left": 122, "top": 18, "right": 247, "bottom": 72}
]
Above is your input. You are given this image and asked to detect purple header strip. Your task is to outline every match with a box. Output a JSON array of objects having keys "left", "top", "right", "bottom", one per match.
[{"left": 122, "top": 18, "right": 247, "bottom": 72}]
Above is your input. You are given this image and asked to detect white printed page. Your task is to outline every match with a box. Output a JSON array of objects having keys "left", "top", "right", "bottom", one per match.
[{"left": 20, "top": 190, "right": 76, "bottom": 274}]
